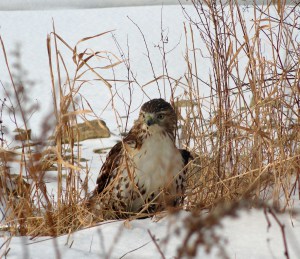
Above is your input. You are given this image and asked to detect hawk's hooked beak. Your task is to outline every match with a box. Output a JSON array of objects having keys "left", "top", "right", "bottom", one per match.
[{"left": 145, "top": 114, "right": 156, "bottom": 126}]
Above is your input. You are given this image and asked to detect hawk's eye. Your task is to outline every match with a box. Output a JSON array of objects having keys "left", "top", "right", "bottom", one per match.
[{"left": 157, "top": 114, "right": 165, "bottom": 120}]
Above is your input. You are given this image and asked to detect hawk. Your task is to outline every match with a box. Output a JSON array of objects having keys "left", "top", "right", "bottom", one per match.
[{"left": 91, "top": 98, "right": 191, "bottom": 216}]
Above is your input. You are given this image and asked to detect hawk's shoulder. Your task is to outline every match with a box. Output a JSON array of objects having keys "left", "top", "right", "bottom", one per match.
[
  {"left": 179, "top": 149, "right": 193, "bottom": 167},
  {"left": 95, "top": 126, "right": 142, "bottom": 194}
]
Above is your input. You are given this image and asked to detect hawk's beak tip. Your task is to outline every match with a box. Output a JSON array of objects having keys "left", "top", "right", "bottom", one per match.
[
  {"left": 145, "top": 116, "right": 155, "bottom": 126},
  {"left": 146, "top": 119, "right": 155, "bottom": 126}
]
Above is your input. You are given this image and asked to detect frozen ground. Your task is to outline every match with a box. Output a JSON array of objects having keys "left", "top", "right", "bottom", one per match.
[
  {"left": 0, "top": 5, "right": 200, "bottom": 140},
  {"left": 2, "top": 209, "right": 300, "bottom": 258},
  {"left": 1, "top": 4, "right": 300, "bottom": 259}
]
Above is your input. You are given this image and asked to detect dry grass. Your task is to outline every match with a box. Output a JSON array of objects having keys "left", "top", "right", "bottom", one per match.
[
  {"left": 0, "top": 1, "right": 299, "bottom": 252},
  {"left": 179, "top": 0, "right": 300, "bottom": 213},
  {"left": 174, "top": 2, "right": 299, "bottom": 257}
]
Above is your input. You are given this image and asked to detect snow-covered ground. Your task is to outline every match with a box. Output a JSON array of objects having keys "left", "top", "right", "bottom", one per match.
[
  {"left": 1, "top": 3, "right": 300, "bottom": 259},
  {"left": 2, "top": 209, "right": 300, "bottom": 258},
  {"left": 3, "top": 138, "right": 300, "bottom": 258},
  {"left": 0, "top": 5, "right": 198, "bottom": 140},
  {"left": 1, "top": 139, "right": 300, "bottom": 259}
]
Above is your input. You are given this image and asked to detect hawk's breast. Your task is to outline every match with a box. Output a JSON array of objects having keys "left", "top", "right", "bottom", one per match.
[{"left": 132, "top": 131, "right": 184, "bottom": 196}]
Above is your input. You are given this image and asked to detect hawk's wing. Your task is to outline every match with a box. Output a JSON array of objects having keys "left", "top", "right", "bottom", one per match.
[
  {"left": 95, "top": 141, "right": 123, "bottom": 194},
  {"left": 95, "top": 127, "right": 142, "bottom": 195}
]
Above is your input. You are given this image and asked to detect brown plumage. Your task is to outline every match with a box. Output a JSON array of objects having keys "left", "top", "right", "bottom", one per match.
[{"left": 91, "top": 98, "right": 191, "bottom": 215}]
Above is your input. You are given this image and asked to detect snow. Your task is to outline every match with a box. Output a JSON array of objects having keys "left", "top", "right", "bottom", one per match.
[
  {"left": 2, "top": 209, "right": 300, "bottom": 258},
  {"left": 0, "top": 5, "right": 195, "bottom": 141},
  {"left": 1, "top": 3, "right": 300, "bottom": 259},
  {"left": 3, "top": 138, "right": 297, "bottom": 259}
]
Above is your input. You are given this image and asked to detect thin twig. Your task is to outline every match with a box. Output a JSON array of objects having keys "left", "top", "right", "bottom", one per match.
[
  {"left": 119, "top": 240, "right": 152, "bottom": 259},
  {"left": 148, "top": 230, "right": 166, "bottom": 259},
  {"left": 267, "top": 208, "right": 290, "bottom": 259}
]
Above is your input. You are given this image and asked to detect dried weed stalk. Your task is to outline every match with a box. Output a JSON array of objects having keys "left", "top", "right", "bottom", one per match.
[
  {"left": 175, "top": 1, "right": 299, "bottom": 258},
  {"left": 178, "top": 0, "right": 300, "bottom": 211}
]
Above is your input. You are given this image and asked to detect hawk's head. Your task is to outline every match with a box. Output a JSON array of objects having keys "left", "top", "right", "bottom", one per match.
[{"left": 137, "top": 98, "right": 176, "bottom": 135}]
